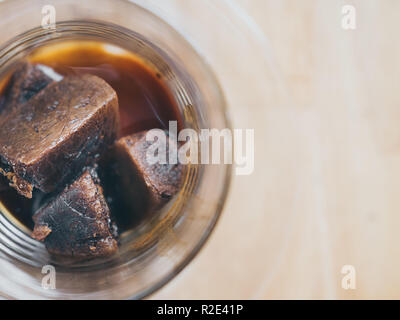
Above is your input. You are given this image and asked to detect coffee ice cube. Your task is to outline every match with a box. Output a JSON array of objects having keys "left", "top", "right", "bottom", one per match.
[
  {"left": 0, "top": 74, "right": 119, "bottom": 197},
  {"left": 102, "top": 131, "right": 183, "bottom": 224},
  {"left": 0, "top": 61, "right": 62, "bottom": 113},
  {"left": 32, "top": 168, "right": 118, "bottom": 257}
]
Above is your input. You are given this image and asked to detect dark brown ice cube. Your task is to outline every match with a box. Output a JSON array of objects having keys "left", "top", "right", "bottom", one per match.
[
  {"left": 117, "top": 131, "right": 183, "bottom": 203},
  {"left": 32, "top": 168, "right": 118, "bottom": 257},
  {"left": 0, "top": 74, "right": 119, "bottom": 198},
  {"left": 101, "top": 131, "right": 183, "bottom": 227},
  {"left": 0, "top": 61, "right": 62, "bottom": 114}
]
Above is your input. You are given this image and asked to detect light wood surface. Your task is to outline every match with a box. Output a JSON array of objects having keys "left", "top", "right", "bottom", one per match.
[{"left": 151, "top": 0, "right": 400, "bottom": 299}]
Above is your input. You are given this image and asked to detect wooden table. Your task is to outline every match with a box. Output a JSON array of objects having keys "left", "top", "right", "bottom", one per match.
[{"left": 151, "top": 0, "right": 400, "bottom": 299}]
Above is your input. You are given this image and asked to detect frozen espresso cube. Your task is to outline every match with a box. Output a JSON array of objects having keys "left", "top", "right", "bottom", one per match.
[
  {"left": 0, "top": 74, "right": 119, "bottom": 198},
  {"left": 107, "top": 131, "right": 183, "bottom": 216},
  {"left": 32, "top": 168, "right": 118, "bottom": 257},
  {"left": 0, "top": 61, "right": 62, "bottom": 113}
]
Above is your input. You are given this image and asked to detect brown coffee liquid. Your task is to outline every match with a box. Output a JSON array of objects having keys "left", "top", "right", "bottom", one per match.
[{"left": 0, "top": 41, "right": 182, "bottom": 232}]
